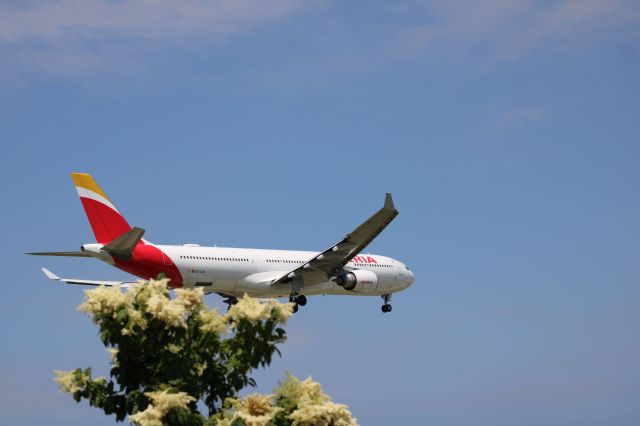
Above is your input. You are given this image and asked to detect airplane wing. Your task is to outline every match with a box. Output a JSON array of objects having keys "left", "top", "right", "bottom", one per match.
[
  {"left": 41, "top": 268, "right": 136, "bottom": 287},
  {"left": 272, "top": 193, "right": 399, "bottom": 286}
]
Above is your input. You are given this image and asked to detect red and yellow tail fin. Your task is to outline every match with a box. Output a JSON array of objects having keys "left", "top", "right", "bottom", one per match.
[{"left": 71, "top": 173, "right": 131, "bottom": 244}]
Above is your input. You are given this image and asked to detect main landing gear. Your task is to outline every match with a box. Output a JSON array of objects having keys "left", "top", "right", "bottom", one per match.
[
  {"left": 220, "top": 295, "right": 238, "bottom": 311},
  {"left": 381, "top": 294, "right": 392, "bottom": 313},
  {"left": 289, "top": 292, "right": 307, "bottom": 313}
]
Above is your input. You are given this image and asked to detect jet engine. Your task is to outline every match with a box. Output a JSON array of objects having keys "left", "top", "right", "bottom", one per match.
[{"left": 334, "top": 269, "right": 378, "bottom": 292}]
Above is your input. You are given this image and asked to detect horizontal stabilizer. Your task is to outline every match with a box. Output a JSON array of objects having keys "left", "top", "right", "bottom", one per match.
[
  {"left": 42, "top": 268, "right": 60, "bottom": 280},
  {"left": 41, "top": 267, "right": 136, "bottom": 287},
  {"left": 27, "top": 251, "right": 92, "bottom": 257},
  {"left": 103, "top": 227, "right": 145, "bottom": 260}
]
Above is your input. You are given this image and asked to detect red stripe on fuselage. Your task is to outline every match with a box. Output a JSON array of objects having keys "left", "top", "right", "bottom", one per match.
[
  {"left": 114, "top": 244, "right": 183, "bottom": 288},
  {"left": 80, "top": 197, "right": 131, "bottom": 244}
]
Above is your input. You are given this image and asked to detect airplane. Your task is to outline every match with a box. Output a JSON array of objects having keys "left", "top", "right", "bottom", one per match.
[{"left": 28, "top": 173, "right": 414, "bottom": 313}]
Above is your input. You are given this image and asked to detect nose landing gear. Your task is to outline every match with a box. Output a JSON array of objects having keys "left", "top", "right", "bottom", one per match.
[{"left": 381, "top": 294, "right": 392, "bottom": 313}]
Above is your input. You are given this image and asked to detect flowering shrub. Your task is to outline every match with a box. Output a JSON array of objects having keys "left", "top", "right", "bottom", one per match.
[
  {"left": 54, "top": 280, "right": 357, "bottom": 425},
  {"left": 212, "top": 375, "right": 358, "bottom": 426}
]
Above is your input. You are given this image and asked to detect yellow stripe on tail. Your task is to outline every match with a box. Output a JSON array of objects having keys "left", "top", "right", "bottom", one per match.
[{"left": 71, "top": 173, "right": 111, "bottom": 202}]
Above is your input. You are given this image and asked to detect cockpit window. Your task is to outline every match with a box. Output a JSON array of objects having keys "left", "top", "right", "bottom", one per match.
[{"left": 405, "top": 265, "right": 411, "bottom": 271}]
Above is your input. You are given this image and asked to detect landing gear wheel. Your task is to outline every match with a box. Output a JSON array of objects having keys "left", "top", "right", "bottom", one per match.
[
  {"left": 381, "top": 304, "right": 392, "bottom": 313},
  {"left": 292, "top": 304, "right": 299, "bottom": 313},
  {"left": 223, "top": 296, "right": 238, "bottom": 311},
  {"left": 295, "top": 295, "right": 307, "bottom": 306}
]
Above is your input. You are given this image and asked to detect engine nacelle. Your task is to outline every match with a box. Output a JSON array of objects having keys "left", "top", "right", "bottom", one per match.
[{"left": 335, "top": 269, "right": 378, "bottom": 292}]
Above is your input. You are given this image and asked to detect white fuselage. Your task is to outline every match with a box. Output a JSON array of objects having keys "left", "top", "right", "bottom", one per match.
[{"left": 157, "top": 245, "right": 414, "bottom": 298}]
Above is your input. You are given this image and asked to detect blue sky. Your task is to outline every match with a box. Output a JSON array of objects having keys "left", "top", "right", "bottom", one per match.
[{"left": 1, "top": 1, "right": 639, "bottom": 424}]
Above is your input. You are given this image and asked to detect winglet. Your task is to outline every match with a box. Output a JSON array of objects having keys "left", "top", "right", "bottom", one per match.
[
  {"left": 42, "top": 268, "right": 60, "bottom": 281},
  {"left": 384, "top": 193, "right": 395, "bottom": 210}
]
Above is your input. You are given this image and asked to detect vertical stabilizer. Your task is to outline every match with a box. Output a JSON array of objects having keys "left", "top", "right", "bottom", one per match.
[{"left": 71, "top": 173, "right": 132, "bottom": 244}]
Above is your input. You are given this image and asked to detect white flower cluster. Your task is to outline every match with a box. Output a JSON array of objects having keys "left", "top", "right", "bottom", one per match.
[
  {"left": 79, "top": 281, "right": 292, "bottom": 335},
  {"left": 199, "top": 309, "right": 228, "bottom": 335},
  {"left": 53, "top": 369, "right": 105, "bottom": 395},
  {"left": 166, "top": 343, "right": 182, "bottom": 354},
  {"left": 289, "top": 400, "right": 357, "bottom": 426},
  {"left": 77, "top": 285, "right": 129, "bottom": 318},
  {"left": 106, "top": 347, "right": 118, "bottom": 364},
  {"left": 144, "top": 286, "right": 205, "bottom": 328},
  {"left": 78, "top": 280, "right": 151, "bottom": 333},
  {"left": 174, "top": 287, "right": 204, "bottom": 310},
  {"left": 281, "top": 376, "right": 358, "bottom": 426},
  {"left": 146, "top": 293, "right": 188, "bottom": 328},
  {"left": 217, "top": 375, "right": 358, "bottom": 426},
  {"left": 53, "top": 369, "right": 87, "bottom": 394},
  {"left": 79, "top": 280, "right": 211, "bottom": 331},
  {"left": 227, "top": 294, "right": 294, "bottom": 324},
  {"left": 192, "top": 361, "right": 207, "bottom": 377},
  {"left": 129, "top": 389, "right": 196, "bottom": 426},
  {"left": 142, "top": 279, "right": 200, "bottom": 329},
  {"left": 295, "top": 378, "right": 325, "bottom": 404},
  {"left": 219, "top": 394, "right": 283, "bottom": 426}
]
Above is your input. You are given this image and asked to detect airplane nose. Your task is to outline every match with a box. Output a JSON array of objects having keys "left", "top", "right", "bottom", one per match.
[{"left": 399, "top": 268, "right": 414, "bottom": 289}]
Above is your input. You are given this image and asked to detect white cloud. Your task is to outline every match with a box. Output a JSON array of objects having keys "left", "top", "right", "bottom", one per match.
[
  {"left": 0, "top": 0, "right": 319, "bottom": 78},
  {"left": 0, "top": 0, "right": 310, "bottom": 43},
  {"left": 1, "top": 0, "right": 638, "bottom": 84},
  {"left": 390, "top": 0, "right": 640, "bottom": 60}
]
